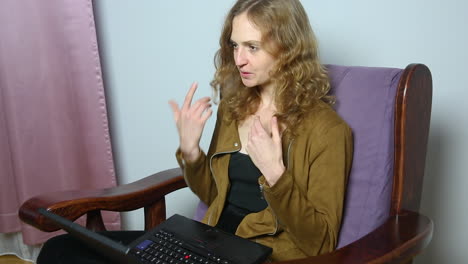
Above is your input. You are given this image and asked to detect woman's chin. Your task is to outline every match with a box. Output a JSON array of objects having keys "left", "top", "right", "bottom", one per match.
[{"left": 241, "top": 80, "right": 256, "bottom": 88}]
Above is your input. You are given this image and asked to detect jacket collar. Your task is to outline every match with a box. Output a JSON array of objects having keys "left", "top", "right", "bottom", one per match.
[{"left": 211, "top": 115, "right": 293, "bottom": 159}]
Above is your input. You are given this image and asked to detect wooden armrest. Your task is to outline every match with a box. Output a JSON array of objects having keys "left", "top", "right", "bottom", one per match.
[
  {"left": 20, "top": 167, "right": 433, "bottom": 263},
  {"left": 19, "top": 168, "right": 186, "bottom": 232},
  {"left": 271, "top": 210, "right": 433, "bottom": 264}
]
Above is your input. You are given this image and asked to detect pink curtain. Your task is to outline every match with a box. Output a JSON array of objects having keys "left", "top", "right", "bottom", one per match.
[{"left": 0, "top": 0, "right": 120, "bottom": 245}]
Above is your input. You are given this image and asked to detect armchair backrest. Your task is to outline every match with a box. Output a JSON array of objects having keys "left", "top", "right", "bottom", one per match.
[
  {"left": 330, "top": 63, "right": 432, "bottom": 248},
  {"left": 194, "top": 63, "right": 432, "bottom": 250},
  {"left": 328, "top": 65, "right": 402, "bottom": 248}
]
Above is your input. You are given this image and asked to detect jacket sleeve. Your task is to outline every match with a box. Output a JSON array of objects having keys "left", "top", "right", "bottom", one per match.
[
  {"left": 175, "top": 103, "right": 225, "bottom": 206},
  {"left": 259, "top": 121, "right": 353, "bottom": 255}
]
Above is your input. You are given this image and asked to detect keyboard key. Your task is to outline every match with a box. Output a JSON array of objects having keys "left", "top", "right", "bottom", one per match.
[{"left": 132, "top": 230, "right": 232, "bottom": 264}]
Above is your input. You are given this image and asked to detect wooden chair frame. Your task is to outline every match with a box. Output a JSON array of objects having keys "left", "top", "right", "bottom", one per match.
[{"left": 19, "top": 63, "right": 433, "bottom": 264}]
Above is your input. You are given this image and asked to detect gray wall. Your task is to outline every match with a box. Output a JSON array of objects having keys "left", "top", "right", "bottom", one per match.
[{"left": 93, "top": 1, "right": 468, "bottom": 263}]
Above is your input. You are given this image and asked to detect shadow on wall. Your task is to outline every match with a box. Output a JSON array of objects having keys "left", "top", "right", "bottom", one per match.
[
  {"left": 416, "top": 121, "right": 447, "bottom": 264},
  {"left": 317, "top": 29, "right": 382, "bottom": 67},
  {"left": 91, "top": 1, "right": 123, "bottom": 182}
]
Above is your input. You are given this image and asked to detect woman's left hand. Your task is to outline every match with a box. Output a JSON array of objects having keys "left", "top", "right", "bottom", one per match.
[{"left": 246, "top": 116, "right": 285, "bottom": 186}]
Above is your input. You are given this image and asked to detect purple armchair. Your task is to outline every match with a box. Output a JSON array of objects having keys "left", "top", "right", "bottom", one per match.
[{"left": 20, "top": 64, "right": 433, "bottom": 263}]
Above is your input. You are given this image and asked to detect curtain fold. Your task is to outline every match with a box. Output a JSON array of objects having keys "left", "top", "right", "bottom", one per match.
[{"left": 0, "top": 0, "right": 120, "bottom": 246}]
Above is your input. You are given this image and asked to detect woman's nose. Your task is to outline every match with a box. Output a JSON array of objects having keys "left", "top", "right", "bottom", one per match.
[{"left": 234, "top": 48, "right": 247, "bottom": 67}]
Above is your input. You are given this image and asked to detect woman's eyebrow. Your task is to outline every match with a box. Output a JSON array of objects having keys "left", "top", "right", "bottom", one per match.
[
  {"left": 244, "top": 40, "right": 261, "bottom": 46},
  {"left": 229, "top": 39, "right": 262, "bottom": 45}
]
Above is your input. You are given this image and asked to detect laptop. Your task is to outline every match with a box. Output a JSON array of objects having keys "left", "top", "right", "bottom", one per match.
[{"left": 38, "top": 208, "right": 272, "bottom": 264}]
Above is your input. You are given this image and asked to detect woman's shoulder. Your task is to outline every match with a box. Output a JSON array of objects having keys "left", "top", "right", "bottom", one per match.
[
  {"left": 299, "top": 100, "right": 351, "bottom": 137},
  {"left": 216, "top": 98, "right": 228, "bottom": 118}
]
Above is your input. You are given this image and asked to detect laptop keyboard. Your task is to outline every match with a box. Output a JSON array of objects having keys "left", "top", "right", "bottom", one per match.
[{"left": 133, "top": 229, "right": 232, "bottom": 264}]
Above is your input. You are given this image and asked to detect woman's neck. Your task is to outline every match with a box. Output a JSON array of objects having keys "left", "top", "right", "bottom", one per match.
[{"left": 258, "top": 85, "right": 276, "bottom": 112}]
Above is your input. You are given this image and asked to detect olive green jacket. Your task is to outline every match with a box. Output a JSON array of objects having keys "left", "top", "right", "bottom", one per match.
[{"left": 176, "top": 100, "right": 353, "bottom": 261}]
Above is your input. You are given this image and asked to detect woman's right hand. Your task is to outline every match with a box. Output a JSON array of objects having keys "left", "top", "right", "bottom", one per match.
[{"left": 169, "top": 82, "right": 213, "bottom": 162}]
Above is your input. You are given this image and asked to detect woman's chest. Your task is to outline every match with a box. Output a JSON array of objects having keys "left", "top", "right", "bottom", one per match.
[{"left": 237, "top": 114, "right": 275, "bottom": 152}]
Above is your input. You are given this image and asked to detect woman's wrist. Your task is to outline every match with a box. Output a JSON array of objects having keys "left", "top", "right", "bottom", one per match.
[
  {"left": 264, "top": 163, "right": 286, "bottom": 187},
  {"left": 181, "top": 147, "right": 201, "bottom": 163}
]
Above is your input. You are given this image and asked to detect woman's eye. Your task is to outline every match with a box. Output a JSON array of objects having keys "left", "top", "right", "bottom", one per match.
[
  {"left": 230, "top": 42, "right": 238, "bottom": 49},
  {"left": 249, "top": 45, "right": 258, "bottom": 51}
]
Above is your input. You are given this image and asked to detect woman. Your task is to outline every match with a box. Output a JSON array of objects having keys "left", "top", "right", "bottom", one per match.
[{"left": 169, "top": 0, "right": 353, "bottom": 261}]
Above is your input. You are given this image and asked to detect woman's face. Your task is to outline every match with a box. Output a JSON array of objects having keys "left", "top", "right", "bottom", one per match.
[{"left": 231, "top": 12, "right": 277, "bottom": 91}]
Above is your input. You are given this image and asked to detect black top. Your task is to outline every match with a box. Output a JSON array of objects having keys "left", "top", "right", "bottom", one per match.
[
  {"left": 216, "top": 152, "right": 268, "bottom": 234},
  {"left": 226, "top": 152, "right": 268, "bottom": 212}
]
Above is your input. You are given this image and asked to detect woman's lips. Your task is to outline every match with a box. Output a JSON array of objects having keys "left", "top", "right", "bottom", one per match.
[{"left": 240, "top": 71, "right": 252, "bottom": 78}]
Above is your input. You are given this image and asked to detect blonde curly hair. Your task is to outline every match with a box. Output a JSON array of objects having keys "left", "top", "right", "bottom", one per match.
[{"left": 211, "top": 0, "right": 332, "bottom": 137}]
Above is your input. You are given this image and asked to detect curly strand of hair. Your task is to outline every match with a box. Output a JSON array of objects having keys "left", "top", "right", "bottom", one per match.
[{"left": 270, "top": 51, "right": 333, "bottom": 137}]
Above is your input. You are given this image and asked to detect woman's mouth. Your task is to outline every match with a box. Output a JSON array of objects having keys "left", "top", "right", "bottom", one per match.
[{"left": 240, "top": 71, "right": 252, "bottom": 78}]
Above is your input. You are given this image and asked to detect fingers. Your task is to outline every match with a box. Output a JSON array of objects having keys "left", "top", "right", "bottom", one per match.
[
  {"left": 271, "top": 116, "right": 280, "bottom": 141},
  {"left": 171, "top": 81, "right": 211, "bottom": 123},
  {"left": 191, "top": 97, "right": 212, "bottom": 119},
  {"left": 182, "top": 82, "right": 198, "bottom": 110},
  {"left": 247, "top": 117, "right": 266, "bottom": 155},
  {"left": 168, "top": 100, "right": 180, "bottom": 121},
  {"left": 191, "top": 97, "right": 211, "bottom": 111},
  {"left": 168, "top": 100, "right": 180, "bottom": 112},
  {"left": 250, "top": 116, "right": 282, "bottom": 142},
  {"left": 252, "top": 116, "right": 267, "bottom": 135},
  {"left": 201, "top": 108, "right": 213, "bottom": 123}
]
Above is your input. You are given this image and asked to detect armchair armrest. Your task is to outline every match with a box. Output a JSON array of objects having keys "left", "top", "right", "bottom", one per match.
[
  {"left": 20, "top": 168, "right": 433, "bottom": 264},
  {"left": 19, "top": 168, "right": 186, "bottom": 232},
  {"left": 271, "top": 210, "right": 433, "bottom": 264}
]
